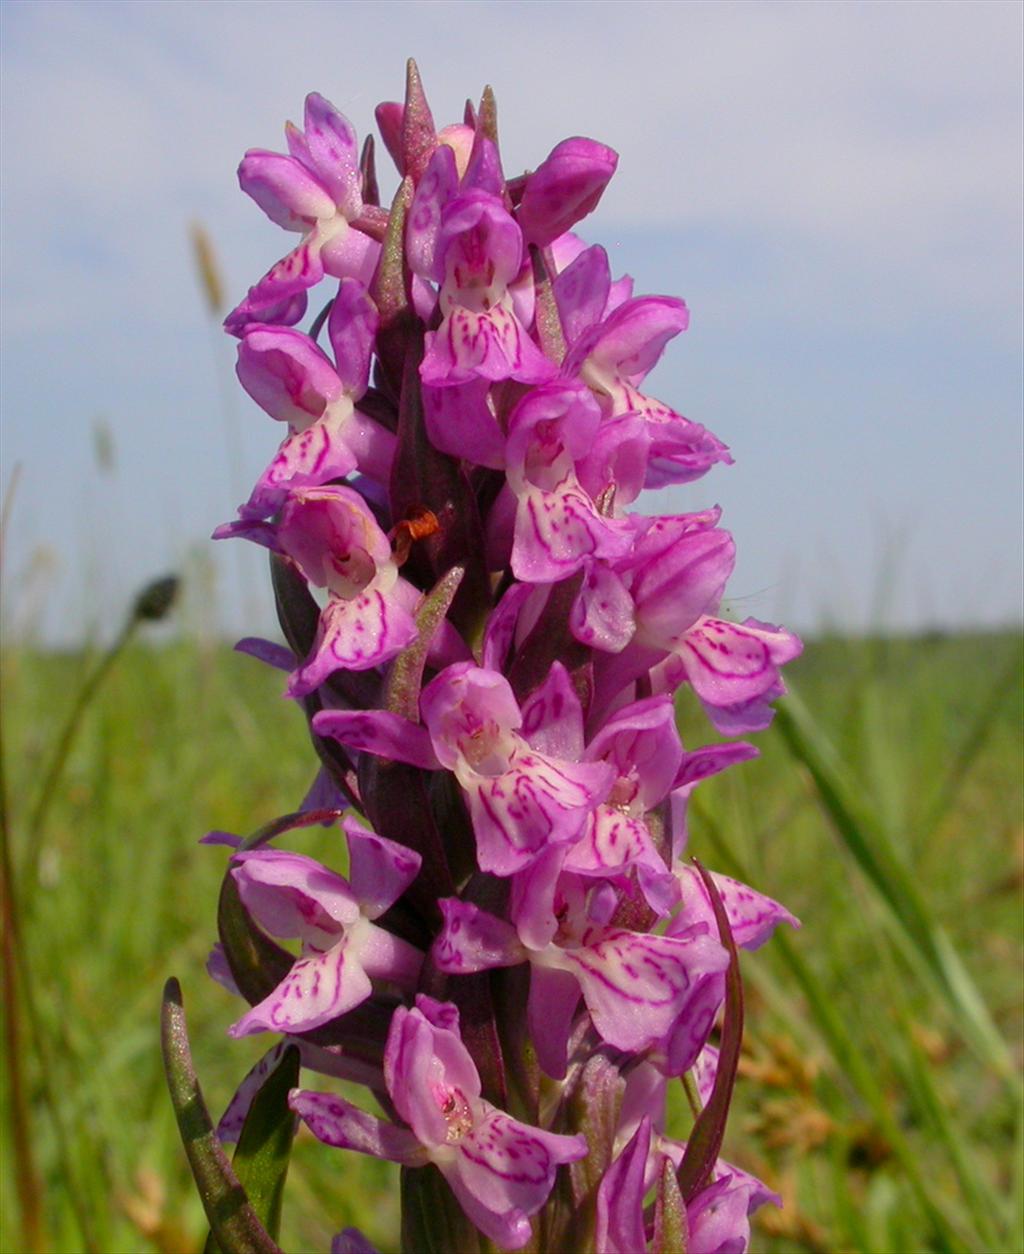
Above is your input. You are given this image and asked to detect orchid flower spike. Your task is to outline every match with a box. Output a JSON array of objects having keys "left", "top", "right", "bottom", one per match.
[{"left": 192, "top": 62, "right": 802, "bottom": 1254}]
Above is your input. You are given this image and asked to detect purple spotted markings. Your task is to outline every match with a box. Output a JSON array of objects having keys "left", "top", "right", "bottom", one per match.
[
  {"left": 226, "top": 823, "right": 423, "bottom": 1037},
  {"left": 290, "top": 997, "right": 587, "bottom": 1250}
]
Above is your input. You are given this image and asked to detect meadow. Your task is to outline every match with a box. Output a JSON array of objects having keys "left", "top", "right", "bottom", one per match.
[{"left": 1, "top": 623, "right": 1021, "bottom": 1253}]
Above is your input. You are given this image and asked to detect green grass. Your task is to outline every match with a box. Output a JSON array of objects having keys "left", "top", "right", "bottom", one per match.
[{"left": 2, "top": 630, "right": 1021, "bottom": 1253}]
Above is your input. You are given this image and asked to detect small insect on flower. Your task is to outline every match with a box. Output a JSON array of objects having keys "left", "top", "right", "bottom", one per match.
[{"left": 389, "top": 505, "right": 440, "bottom": 566}]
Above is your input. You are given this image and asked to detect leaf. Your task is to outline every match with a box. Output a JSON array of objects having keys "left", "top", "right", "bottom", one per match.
[
  {"left": 490, "top": 963, "right": 540, "bottom": 1125},
  {"left": 401, "top": 59, "right": 438, "bottom": 182},
  {"left": 384, "top": 565, "right": 465, "bottom": 721},
  {"left": 270, "top": 551, "right": 320, "bottom": 659},
  {"left": 223, "top": 1045, "right": 300, "bottom": 1244},
  {"left": 160, "top": 979, "right": 281, "bottom": 1254},
  {"left": 918, "top": 647, "right": 1022, "bottom": 842},
  {"left": 358, "top": 759, "right": 456, "bottom": 937},
  {"left": 239, "top": 809, "right": 347, "bottom": 854},
  {"left": 371, "top": 177, "right": 415, "bottom": 400},
  {"left": 676, "top": 858, "right": 743, "bottom": 1203},
  {"left": 565, "top": 1052, "right": 624, "bottom": 1208},
  {"left": 652, "top": 1156, "right": 688, "bottom": 1254},
  {"left": 530, "top": 244, "right": 567, "bottom": 366},
  {"left": 400, "top": 1164, "right": 481, "bottom": 1254},
  {"left": 359, "top": 134, "right": 379, "bottom": 209},
  {"left": 476, "top": 85, "right": 498, "bottom": 148}
]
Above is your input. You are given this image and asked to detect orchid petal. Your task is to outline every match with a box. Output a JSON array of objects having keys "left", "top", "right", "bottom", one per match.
[
  {"left": 673, "top": 742, "right": 760, "bottom": 793},
  {"left": 406, "top": 144, "right": 459, "bottom": 280},
  {"left": 442, "top": 1170, "right": 532, "bottom": 1251},
  {"left": 437, "top": 192, "right": 523, "bottom": 288},
  {"left": 422, "top": 379, "right": 506, "bottom": 468},
  {"left": 461, "top": 134, "right": 504, "bottom": 197},
  {"left": 553, "top": 243, "right": 611, "bottom": 346},
  {"left": 303, "top": 93, "right": 362, "bottom": 217},
  {"left": 675, "top": 865, "right": 799, "bottom": 952},
  {"left": 223, "top": 288, "right": 308, "bottom": 339},
  {"left": 242, "top": 415, "right": 359, "bottom": 520},
  {"left": 481, "top": 582, "right": 534, "bottom": 672},
  {"left": 238, "top": 150, "right": 335, "bottom": 228},
  {"left": 509, "top": 844, "right": 567, "bottom": 949},
  {"left": 661, "top": 970, "right": 727, "bottom": 1077},
  {"left": 587, "top": 694, "right": 683, "bottom": 809},
  {"left": 512, "top": 481, "right": 630, "bottom": 583},
  {"left": 237, "top": 228, "right": 329, "bottom": 320},
  {"left": 299, "top": 766, "right": 347, "bottom": 815},
  {"left": 216, "top": 1041, "right": 290, "bottom": 1143},
  {"left": 275, "top": 485, "right": 392, "bottom": 588},
  {"left": 287, "top": 589, "right": 418, "bottom": 695},
  {"left": 343, "top": 817, "right": 422, "bottom": 919},
  {"left": 566, "top": 806, "right": 663, "bottom": 880},
  {"left": 580, "top": 296, "right": 690, "bottom": 383},
  {"left": 419, "top": 663, "right": 524, "bottom": 769},
  {"left": 231, "top": 848, "right": 360, "bottom": 940},
  {"left": 465, "top": 752, "right": 613, "bottom": 876},
  {"left": 384, "top": 1002, "right": 481, "bottom": 1146},
  {"left": 312, "top": 709, "right": 439, "bottom": 770},
  {"left": 236, "top": 327, "right": 342, "bottom": 427},
  {"left": 643, "top": 414, "right": 733, "bottom": 489},
  {"left": 631, "top": 529, "right": 736, "bottom": 651},
  {"left": 230, "top": 940, "right": 371, "bottom": 1036},
  {"left": 527, "top": 964, "right": 581, "bottom": 1080},
  {"left": 374, "top": 101, "right": 404, "bottom": 174},
  {"left": 518, "top": 137, "right": 618, "bottom": 248},
  {"left": 207, "top": 941, "right": 240, "bottom": 993},
  {"left": 453, "top": 1110, "right": 588, "bottom": 1245},
  {"left": 434, "top": 898, "right": 525, "bottom": 973},
  {"left": 422, "top": 304, "right": 555, "bottom": 387},
  {"left": 563, "top": 928, "right": 729, "bottom": 1053},
  {"left": 320, "top": 225, "right": 381, "bottom": 286},
  {"left": 701, "top": 684, "right": 785, "bottom": 735},
  {"left": 692, "top": 1043, "right": 720, "bottom": 1108},
  {"left": 331, "top": 1229, "right": 380, "bottom": 1254},
  {"left": 576, "top": 413, "right": 651, "bottom": 508},
  {"left": 327, "top": 278, "right": 378, "bottom": 398},
  {"left": 289, "top": 1088, "right": 424, "bottom": 1165},
  {"left": 519, "top": 661, "right": 585, "bottom": 760},
  {"left": 677, "top": 616, "right": 803, "bottom": 715},
  {"left": 595, "top": 1116, "right": 652, "bottom": 1254},
  {"left": 686, "top": 1161, "right": 781, "bottom": 1254},
  {"left": 234, "top": 636, "right": 295, "bottom": 672},
  {"left": 570, "top": 561, "right": 635, "bottom": 653}
]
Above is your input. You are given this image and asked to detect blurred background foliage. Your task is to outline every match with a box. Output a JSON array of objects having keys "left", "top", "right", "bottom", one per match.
[{"left": 1, "top": 607, "right": 1020, "bottom": 1253}]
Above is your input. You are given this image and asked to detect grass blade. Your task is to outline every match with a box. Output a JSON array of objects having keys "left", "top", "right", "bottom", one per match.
[
  {"left": 918, "top": 648, "right": 1023, "bottom": 842},
  {"left": 693, "top": 802, "right": 976, "bottom": 1253},
  {"left": 773, "top": 689, "right": 1017, "bottom": 1090}
]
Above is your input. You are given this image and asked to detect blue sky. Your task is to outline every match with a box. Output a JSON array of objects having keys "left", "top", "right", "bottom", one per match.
[{"left": 2, "top": 0, "right": 1021, "bottom": 642}]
